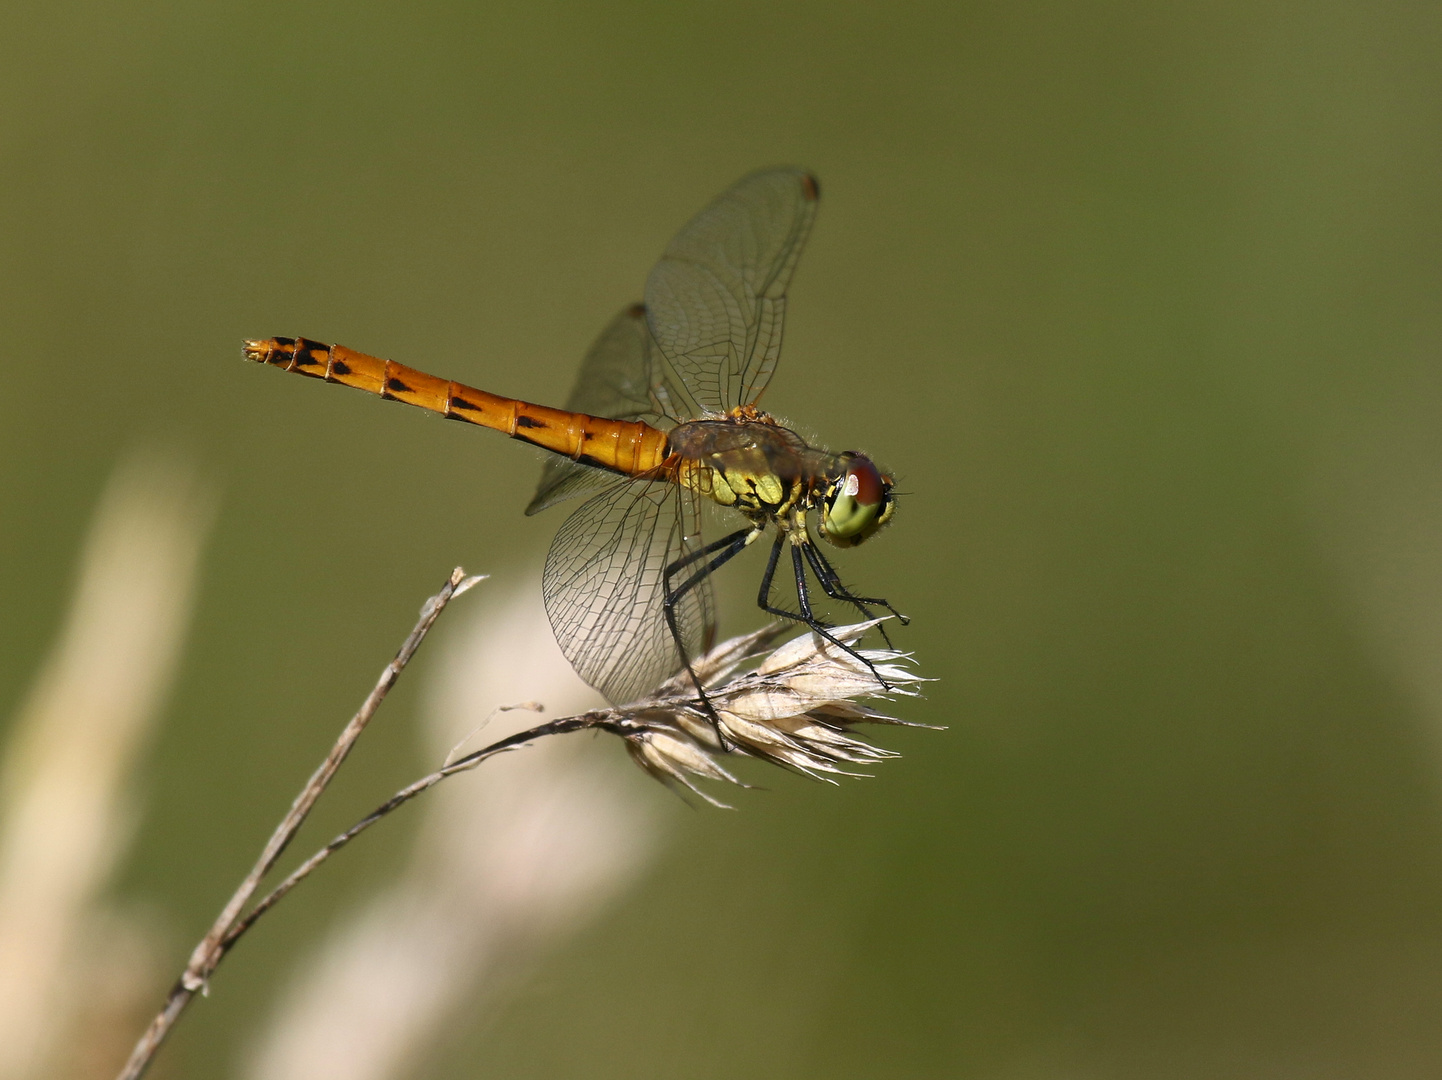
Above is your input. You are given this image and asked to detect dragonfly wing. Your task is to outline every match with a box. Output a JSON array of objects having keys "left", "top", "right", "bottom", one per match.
[
  {"left": 527, "top": 303, "right": 674, "bottom": 516},
  {"left": 542, "top": 476, "right": 714, "bottom": 705},
  {"left": 644, "top": 168, "right": 820, "bottom": 414},
  {"left": 525, "top": 462, "right": 618, "bottom": 517},
  {"left": 556, "top": 302, "right": 662, "bottom": 419}
]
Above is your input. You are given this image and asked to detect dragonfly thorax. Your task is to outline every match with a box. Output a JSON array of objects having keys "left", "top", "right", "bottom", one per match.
[
  {"left": 668, "top": 418, "right": 895, "bottom": 547},
  {"left": 669, "top": 417, "right": 831, "bottom": 518}
]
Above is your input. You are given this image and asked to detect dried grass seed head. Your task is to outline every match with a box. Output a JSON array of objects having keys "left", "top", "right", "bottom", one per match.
[{"left": 611, "top": 620, "right": 934, "bottom": 804}]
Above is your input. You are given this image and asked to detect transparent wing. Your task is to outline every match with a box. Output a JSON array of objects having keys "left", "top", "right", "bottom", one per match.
[
  {"left": 542, "top": 475, "right": 714, "bottom": 705},
  {"left": 644, "top": 168, "right": 820, "bottom": 415},
  {"left": 527, "top": 303, "right": 675, "bottom": 516},
  {"left": 553, "top": 302, "right": 663, "bottom": 421}
]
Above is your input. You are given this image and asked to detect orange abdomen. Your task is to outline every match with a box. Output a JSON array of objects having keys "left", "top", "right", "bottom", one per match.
[{"left": 243, "top": 336, "right": 670, "bottom": 479}]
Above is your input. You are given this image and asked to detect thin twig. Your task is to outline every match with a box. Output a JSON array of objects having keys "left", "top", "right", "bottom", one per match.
[
  {"left": 218, "top": 713, "right": 601, "bottom": 955},
  {"left": 115, "top": 567, "right": 483, "bottom": 1080}
]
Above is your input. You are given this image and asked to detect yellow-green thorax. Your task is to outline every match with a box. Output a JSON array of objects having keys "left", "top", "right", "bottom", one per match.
[{"left": 668, "top": 417, "right": 833, "bottom": 518}]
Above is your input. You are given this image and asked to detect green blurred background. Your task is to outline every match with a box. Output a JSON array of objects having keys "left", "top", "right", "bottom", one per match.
[{"left": 6, "top": 0, "right": 1442, "bottom": 1076}]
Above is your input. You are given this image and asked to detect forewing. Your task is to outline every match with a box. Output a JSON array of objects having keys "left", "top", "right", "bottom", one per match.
[
  {"left": 527, "top": 304, "right": 672, "bottom": 516},
  {"left": 542, "top": 476, "right": 714, "bottom": 705},
  {"left": 644, "top": 168, "right": 819, "bottom": 414}
]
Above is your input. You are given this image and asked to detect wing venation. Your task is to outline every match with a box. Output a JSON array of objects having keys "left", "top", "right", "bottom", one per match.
[
  {"left": 643, "top": 168, "right": 819, "bottom": 414},
  {"left": 542, "top": 477, "right": 713, "bottom": 704},
  {"left": 528, "top": 304, "right": 670, "bottom": 515}
]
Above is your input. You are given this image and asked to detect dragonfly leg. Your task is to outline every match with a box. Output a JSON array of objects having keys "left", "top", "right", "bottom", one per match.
[
  {"left": 790, "top": 543, "right": 896, "bottom": 691},
  {"left": 663, "top": 526, "right": 761, "bottom": 745},
  {"left": 799, "top": 539, "right": 909, "bottom": 647},
  {"left": 756, "top": 530, "right": 788, "bottom": 614},
  {"left": 757, "top": 533, "right": 895, "bottom": 692},
  {"left": 756, "top": 531, "right": 832, "bottom": 628},
  {"left": 667, "top": 525, "right": 754, "bottom": 578}
]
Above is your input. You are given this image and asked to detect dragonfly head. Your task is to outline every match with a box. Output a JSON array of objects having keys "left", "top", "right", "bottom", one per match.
[{"left": 820, "top": 453, "right": 895, "bottom": 548}]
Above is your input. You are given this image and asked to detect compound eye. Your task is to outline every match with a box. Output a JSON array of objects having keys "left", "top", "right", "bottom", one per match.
[{"left": 822, "top": 455, "right": 889, "bottom": 546}]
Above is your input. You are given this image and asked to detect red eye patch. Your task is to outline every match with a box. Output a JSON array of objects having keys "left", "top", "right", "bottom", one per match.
[{"left": 847, "top": 456, "right": 885, "bottom": 506}]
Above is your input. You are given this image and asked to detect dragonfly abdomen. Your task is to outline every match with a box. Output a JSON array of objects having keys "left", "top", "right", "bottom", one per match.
[{"left": 243, "top": 337, "right": 669, "bottom": 477}]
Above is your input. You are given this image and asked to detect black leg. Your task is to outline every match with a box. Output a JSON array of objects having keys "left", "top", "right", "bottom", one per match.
[
  {"left": 669, "top": 526, "right": 753, "bottom": 578},
  {"left": 758, "top": 532, "right": 853, "bottom": 630},
  {"left": 756, "top": 530, "right": 790, "bottom": 617},
  {"left": 665, "top": 527, "right": 755, "bottom": 610},
  {"left": 757, "top": 535, "right": 832, "bottom": 625},
  {"left": 663, "top": 526, "right": 757, "bottom": 743},
  {"left": 802, "top": 541, "right": 907, "bottom": 622},
  {"left": 799, "top": 540, "right": 908, "bottom": 647},
  {"left": 799, "top": 541, "right": 884, "bottom": 644},
  {"left": 788, "top": 543, "right": 895, "bottom": 691},
  {"left": 754, "top": 532, "right": 893, "bottom": 692}
]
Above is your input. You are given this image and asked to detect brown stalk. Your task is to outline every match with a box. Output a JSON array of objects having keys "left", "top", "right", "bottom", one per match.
[
  {"left": 115, "top": 567, "right": 483, "bottom": 1080},
  {"left": 217, "top": 711, "right": 602, "bottom": 954}
]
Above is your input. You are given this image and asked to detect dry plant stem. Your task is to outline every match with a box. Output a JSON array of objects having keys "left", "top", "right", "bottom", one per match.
[
  {"left": 220, "top": 713, "right": 600, "bottom": 953},
  {"left": 115, "top": 567, "right": 481, "bottom": 1080}
]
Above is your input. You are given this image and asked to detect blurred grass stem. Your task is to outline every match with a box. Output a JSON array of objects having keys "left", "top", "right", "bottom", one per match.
[
  {"left": 0, "top": 455, "right": 211, "bottom": 1080},
  {"left": 116, "top": 567, "right": 484, "bottom": 1080}
]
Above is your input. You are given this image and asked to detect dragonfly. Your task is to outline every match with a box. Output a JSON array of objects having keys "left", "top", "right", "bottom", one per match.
[{"left": 244, "top": 168, "right": 904, "bottom": 717}]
